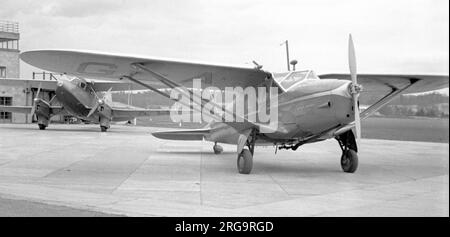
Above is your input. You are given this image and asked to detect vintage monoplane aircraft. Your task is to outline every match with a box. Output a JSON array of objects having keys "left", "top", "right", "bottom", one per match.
[
  {"left": 0, "top": 76, "right": 169, "bottom": 131},
  {"left": 19, "top": 35, "right": 448, "bottom": 174}
]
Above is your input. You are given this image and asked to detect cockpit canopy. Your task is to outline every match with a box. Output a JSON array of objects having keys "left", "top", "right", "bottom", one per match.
[
  {"left": 272, "top": 70, "right": 319, "bottom": 91},
  {"left": 68, "top": 76, "right": 88, "bottom": 90}
]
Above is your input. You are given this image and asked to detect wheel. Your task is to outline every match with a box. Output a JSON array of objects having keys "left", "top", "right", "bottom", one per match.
[
  {"left": 340, "top": 149, "right": 358, "bottom": 173},
  {"left": 38, "top": 124, "right": 46, "bottom": 130},
  {"left": 100, "top": 126, "right": 108, "bottom": 132},
  {"left": 237, "top": 149, "right": 253, "bottom": 174},
  {"left": 213, "top": 144, "right": 223, "bottom": 154}
]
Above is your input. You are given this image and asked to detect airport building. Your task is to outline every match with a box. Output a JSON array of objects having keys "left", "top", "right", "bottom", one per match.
[{"left": 0, "top": 20, "right": 63, "bottom": 124}]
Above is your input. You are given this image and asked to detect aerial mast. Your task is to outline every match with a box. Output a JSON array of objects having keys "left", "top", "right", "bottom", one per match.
[{"left": 280, "top": 40, "right": 290, "bottom": 71}]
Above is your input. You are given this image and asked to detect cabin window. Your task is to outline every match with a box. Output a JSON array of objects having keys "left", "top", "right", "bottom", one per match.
[
  {"left": 280, "top": 71, "right": 308, "bottom": 89},
  {"left": 307, "top": 71, "right": 319, "bottom": 80}
]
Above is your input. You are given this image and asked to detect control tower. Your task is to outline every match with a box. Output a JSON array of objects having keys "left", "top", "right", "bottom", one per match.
[{"left": 0, "top": 20, "right": 20, "bottom": 78}]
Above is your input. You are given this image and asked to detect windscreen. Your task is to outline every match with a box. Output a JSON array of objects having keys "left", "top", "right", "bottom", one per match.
[{"left": 280, "top": 71, "right": 308, "bottom": 90}]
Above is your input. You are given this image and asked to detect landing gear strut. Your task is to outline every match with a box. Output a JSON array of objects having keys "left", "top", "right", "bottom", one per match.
[
  {"left": 336, "top": 130, "right": 358, "bottom": 173},
  {"left": 237, "top": 129, "right": 257, "bottom": 174}
]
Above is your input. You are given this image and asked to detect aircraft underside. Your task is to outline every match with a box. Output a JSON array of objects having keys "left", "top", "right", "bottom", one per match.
[{"left": 217, "top": 129, "right": 359, "bottom": 174}]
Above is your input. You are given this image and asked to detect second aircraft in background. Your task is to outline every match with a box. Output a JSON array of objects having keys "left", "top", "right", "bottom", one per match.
[{"left": 0, "top": 76, "right": 169, "bottom": 132}]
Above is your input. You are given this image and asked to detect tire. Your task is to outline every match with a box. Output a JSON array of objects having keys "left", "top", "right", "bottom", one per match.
[
  {"left": 38, "top": 124, "right": 46, "bottom": 130},
  {"left": 213, "top": 144, "right": 223, "bottom": 154},
  {"left": 100, "top": 126, "right": 108, "bottom": 132},
  {"left": 237, "top": 149, "right": 253, "bottom": 174},
  {"left": 341, "top": 149, "right": 358, "bottom": 173}
]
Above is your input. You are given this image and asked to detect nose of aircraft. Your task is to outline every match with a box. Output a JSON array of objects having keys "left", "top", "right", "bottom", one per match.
[
  {"left": 332, "top": 82, "right": 355, "bottom": 124},
  {"left": 55, "top": 79, "right": 69, "bottom": 97}
]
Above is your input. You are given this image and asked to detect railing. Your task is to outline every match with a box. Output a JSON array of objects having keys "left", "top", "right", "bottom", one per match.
[
  {"left": 32, "top": 72, "right": 58, "bottom": 81},
  {"left": 0, "top": 21, "right": 19, "bottom": 34}
]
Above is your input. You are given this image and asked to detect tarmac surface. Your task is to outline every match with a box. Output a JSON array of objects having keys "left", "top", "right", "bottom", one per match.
[{"left": 0, "top": 123, "right": 448, "bottom": 216}]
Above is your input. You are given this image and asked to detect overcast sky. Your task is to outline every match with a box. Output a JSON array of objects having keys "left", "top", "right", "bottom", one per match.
[{"left": 1, "top": 0, "right": 449, "bottom": 81}]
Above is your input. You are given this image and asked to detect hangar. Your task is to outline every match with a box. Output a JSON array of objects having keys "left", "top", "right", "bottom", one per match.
[{"left": 0, "top": 20, "right": 64, "bottom": 124}]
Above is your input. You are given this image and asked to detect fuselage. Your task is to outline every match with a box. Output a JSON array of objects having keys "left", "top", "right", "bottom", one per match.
[
  {"left": 206, "top": 70, "right": 355, "bottom": 145},
  {"left": 266, "top": 78, "right": 354, "bottom": 140},
  {"left": 54, "top": 76, "right": 100, "bottom": 121}
]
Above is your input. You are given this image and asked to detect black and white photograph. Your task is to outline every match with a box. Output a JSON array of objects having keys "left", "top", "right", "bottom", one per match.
[{"left": 0, "top": 0, "right": 448, "bottom": 225}]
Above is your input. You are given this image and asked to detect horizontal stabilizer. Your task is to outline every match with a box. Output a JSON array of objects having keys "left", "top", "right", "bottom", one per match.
[{"left": 152, "top": 128, "right": 211, "bottom": 141}]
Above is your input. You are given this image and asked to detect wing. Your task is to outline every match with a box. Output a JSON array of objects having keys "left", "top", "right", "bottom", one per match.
[
  {"left": 319, "top": 74, "right": 448, "bottom": 94},
  {"left": 0, "top": 76, "right": 146, "bottom": 93},
  {"left": 0, "top": 105, "right": 33, "bottom": 114},
  {"left": 20, "top": 50, "right": 268, "bottom": 89},
  {"left": 0, "top": 78, "right": 58, "bottom": 91},
  {"left": 152, "top": 128, "right": 211, "bottom": 141},
  {"left": 21, "top": 50, "right": 270, "bottom": 134},
  {"left": 111, "top": 108, "right": 172, "bottom": 120},
  {"left": 49, "top": 106, "right": 65, "bottom": 115},
  {"left": 318, "top": 73, "right": 449, "bottom": 137},
  {"left": 0, "top": 105, "right": 64, "bottom": 115}
]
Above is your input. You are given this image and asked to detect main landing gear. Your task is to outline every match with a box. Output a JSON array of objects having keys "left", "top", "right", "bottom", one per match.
[
  {"left": 335, "top": 130, "right": 358, "bottom": 173},
  {"left": 100, "top": 126, "right": 108, "bottom": 132},
  {"left": 99, "top": 116, "right": 110, "bottom": 132},
  {"left": 36, "top": 115, "right": 49, "bottom": 130},
  {"left": 237, "top": 149, "right": 253, "bottom": 174},
  {"left": 237, "top": 130, "right": 257, "bottom": 174},
  {"left": 213, "top": 142, "right": 223, "bottom": 154}
]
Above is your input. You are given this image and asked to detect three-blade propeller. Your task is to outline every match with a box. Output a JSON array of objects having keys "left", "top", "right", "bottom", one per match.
[
  {"left": 87, "top": 87, "right": 112, "bottom": 118},
  {"left": 30, "top": 83, "right": 42, "bottom": 116},
  {"left": 348, "top": 34, "right": 362, "bottom": 144}
]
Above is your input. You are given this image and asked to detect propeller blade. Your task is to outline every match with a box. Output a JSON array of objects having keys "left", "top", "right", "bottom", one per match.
[
  {"left": 102, "top": 87, "right": 113, "bottom": 105},
  {"left": 91, "top": 86, "right": 102, "bottom": 101},
  {"left": 348, "top": 34, "right": 361, "bottom": 142},
  {"left": 30, "top": 83, "right": 42, "bottom": 116},
  {"left": 87, "top": 103, "right": 99, "bottom": 118},
  {"left": 348, "top": 34, "right": 357, "bottom": 84},
  {"left": 36, "top": 83, "right": 42, "bottom": 97},
  {"left": 87, "top": 86, "right": 110, "bottom": 118},
  {"left": 30, "top": 100, "right": 36, "bottom": 116}
]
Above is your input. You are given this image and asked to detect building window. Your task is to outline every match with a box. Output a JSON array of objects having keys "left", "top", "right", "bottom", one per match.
[
  {"left": 0, "top": 96, "right": 12, "bottom": 105},
  {"left": 0, "top": 67, "right": 5, "bottom": 78},
  {"left": 0, "top": 111, "right": 11, "bottom": 120},
  {"left": 0, "top": 40, "right": 18, "bottom": 50},
  {"left": 0, "top": 96, "right": 12, "bottom": 122}
]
